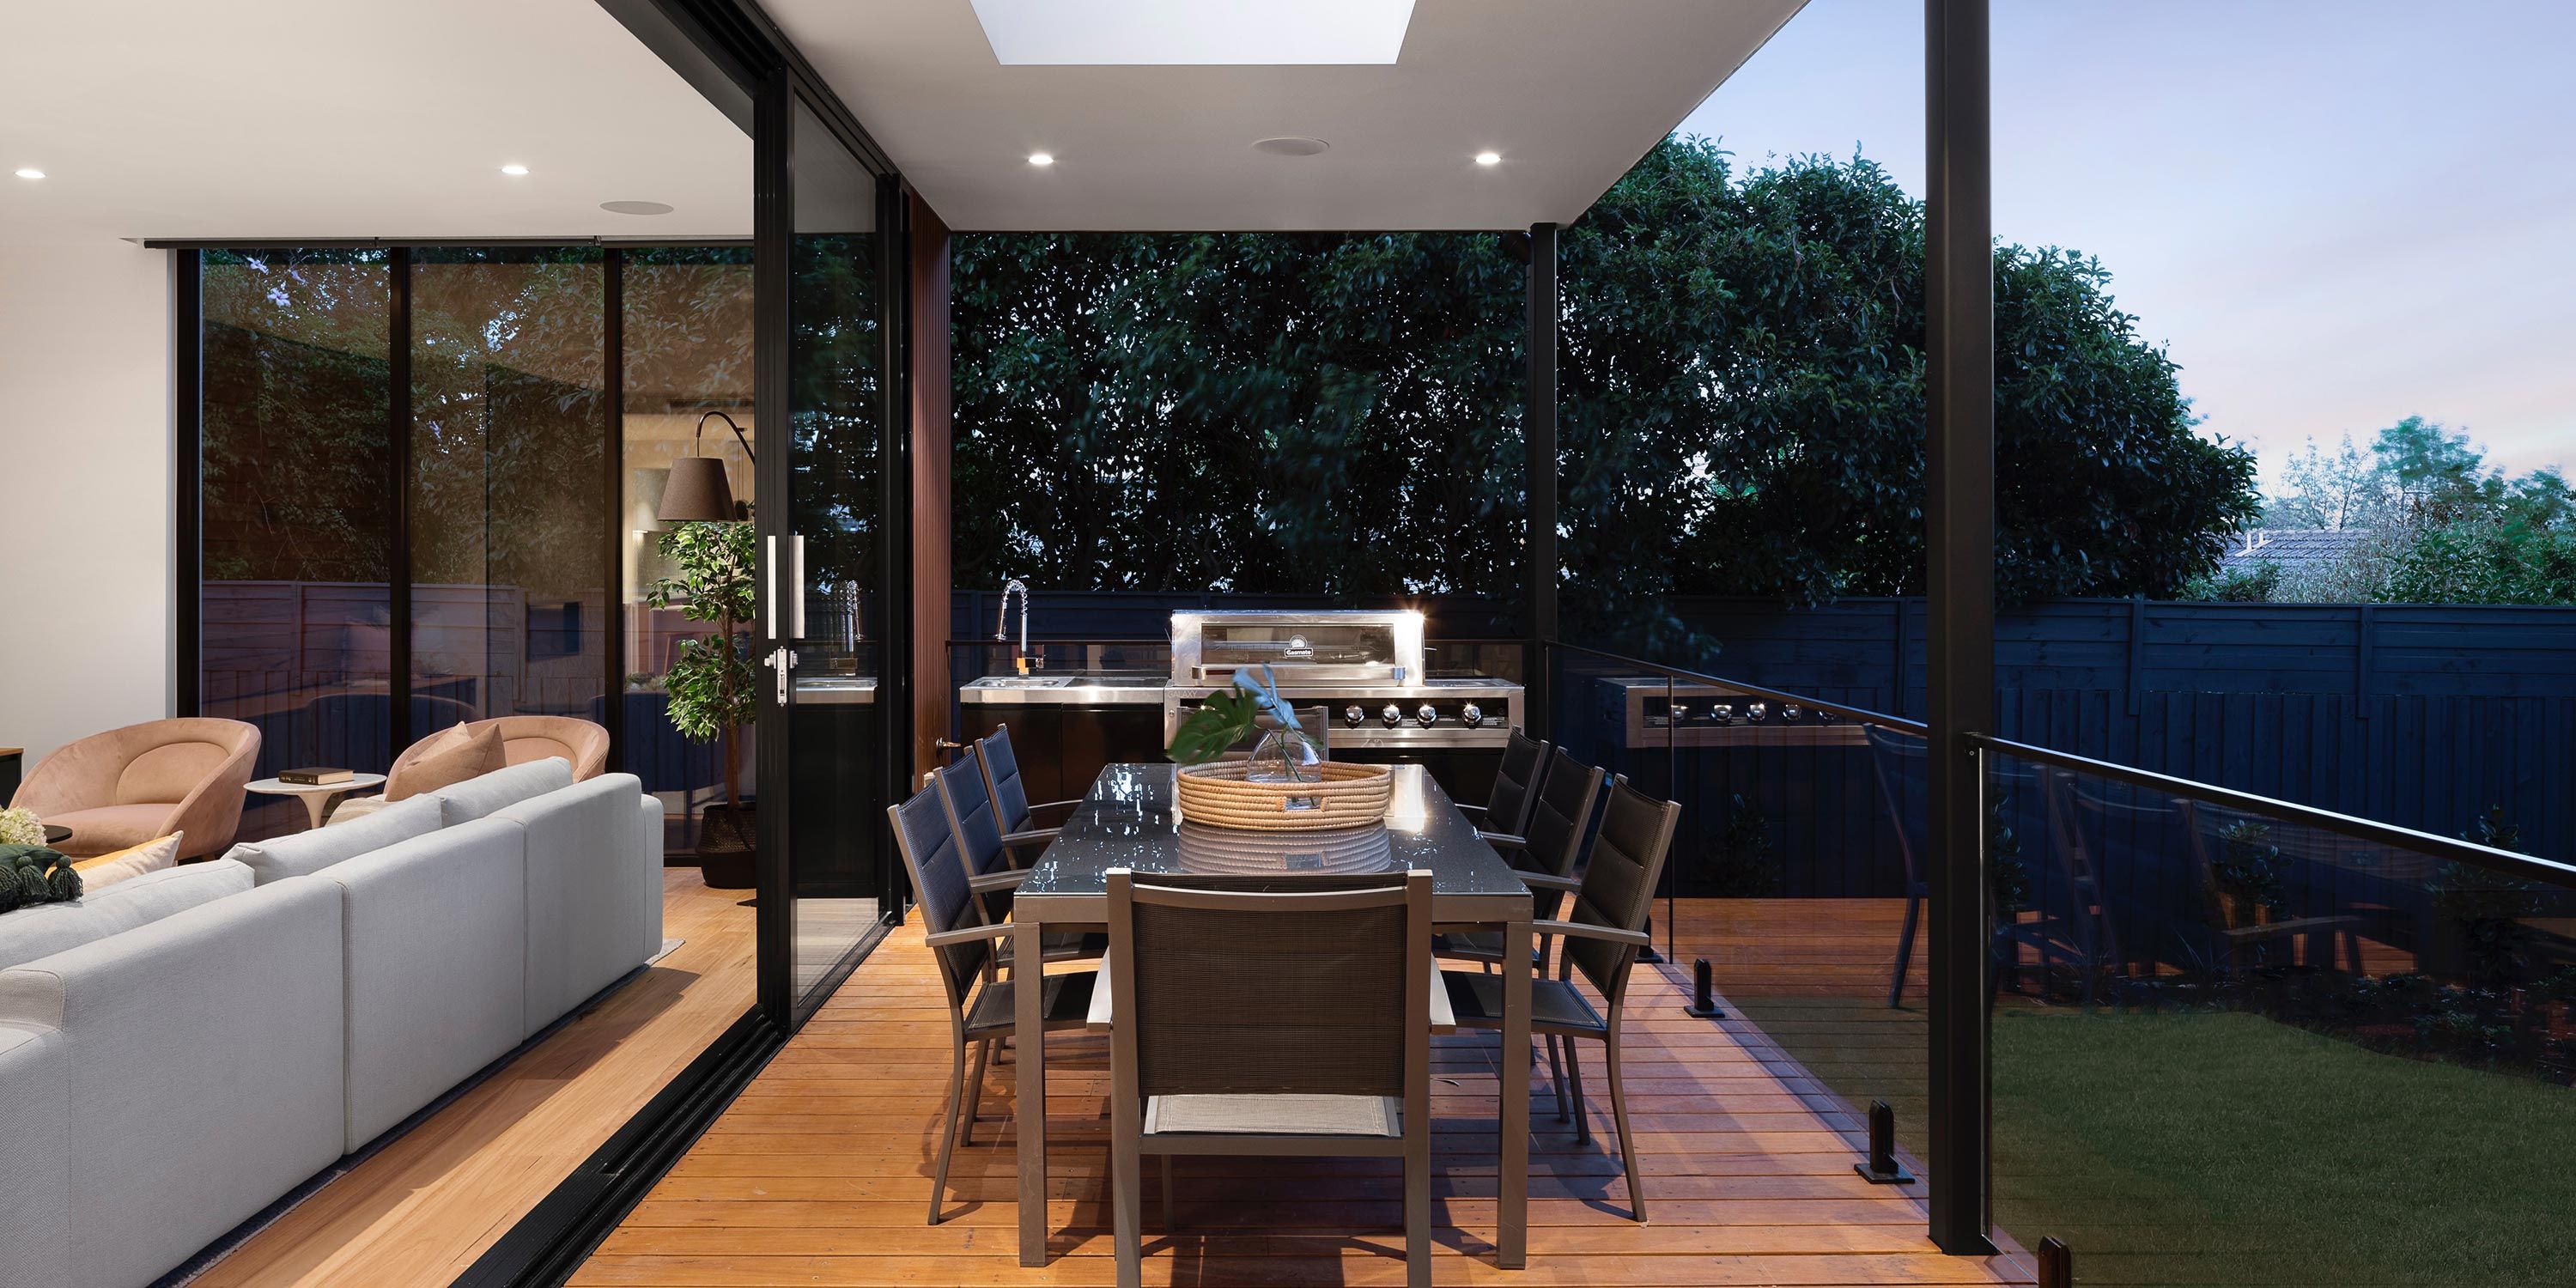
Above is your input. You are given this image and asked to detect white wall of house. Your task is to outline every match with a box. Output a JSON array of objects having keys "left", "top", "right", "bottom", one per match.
[{"left": 0, "top": 243, "right": 174, "bottom": 768}]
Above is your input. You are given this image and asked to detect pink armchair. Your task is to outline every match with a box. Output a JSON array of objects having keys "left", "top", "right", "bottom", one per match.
[
  {"left": 10, "top": 718, "right": 262, "bottom": 860},
  {"left": 328, "top": 716, "right": 610, "bottom": 824}
]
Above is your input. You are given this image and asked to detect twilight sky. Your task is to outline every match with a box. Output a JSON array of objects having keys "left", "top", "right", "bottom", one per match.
[{"left": 1680, "top": 0, "right": 2575, "bottom": 489}]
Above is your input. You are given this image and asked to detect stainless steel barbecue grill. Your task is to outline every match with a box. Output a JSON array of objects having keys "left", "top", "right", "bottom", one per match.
[{"left": 1163, "top": 610, "right": 1521, "bottom": 751}]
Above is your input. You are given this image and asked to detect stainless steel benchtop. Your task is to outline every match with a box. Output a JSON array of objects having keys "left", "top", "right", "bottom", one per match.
[{"left": 957, "top": 673, "right": 1170, "bottom": 705}]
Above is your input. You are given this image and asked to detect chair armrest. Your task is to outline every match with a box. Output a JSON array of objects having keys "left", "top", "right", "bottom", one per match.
[
  {"left": 967, "top": 869, "right": 1028, "bottom": 894},
  {"left": 1030, "top": 799, "right": 1082, "bottom": 819},
  {"left": 924, "top": 922, "right": 1019, "bottom": 950},
  {"left": 1001, "top": 827, "right": 1060, "bottom": 849},
  {"left": 1531, "top": 919, "right": 1649, "bottom": 948},
  {"left": 1455, "top": 803, "right": 1490, "bottom": 819},
  {"left": 1518, "top": 872, "right": 1580, "bottom": 893},
  {"left": 1479, "top": 831, "right": 1528, "bottom": 849}
]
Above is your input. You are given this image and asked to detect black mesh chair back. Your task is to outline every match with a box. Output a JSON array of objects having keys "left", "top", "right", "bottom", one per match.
[
  {"left": 978, "top": 724, "right": 1038, "bottom": 835},
  {"left": 1115, "top": 872, "right": 1422, "bottom": 1099},
  {"left": 890, "top": 782, "right": 988, "bottom": 1011},
  {"left": 1562, "top": 779, "right": 1682, "bottom": 1002},
  {"left": 1485, "top": 730, "right": 1549, "bottom": 838},
  {"left": 933, "top": 754, "right": 1010, "bottom": 880},
  {"left": 1517, "top": 748, "right": 1605, "bottom": 925}
]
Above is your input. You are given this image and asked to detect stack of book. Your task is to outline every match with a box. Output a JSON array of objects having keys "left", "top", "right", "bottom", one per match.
[{"left": 278, "top": 767, "right": 355, "bottom": 787}]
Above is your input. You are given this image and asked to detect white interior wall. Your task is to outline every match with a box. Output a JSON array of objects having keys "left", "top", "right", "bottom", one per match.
[{"left": 0, "top": 243, "right": 174, "bottom": 769}]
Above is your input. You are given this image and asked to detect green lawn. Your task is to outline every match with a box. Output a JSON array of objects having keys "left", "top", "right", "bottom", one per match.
[{"left": 1729, "top": 998, "right": 2576, "bottom": 1286}]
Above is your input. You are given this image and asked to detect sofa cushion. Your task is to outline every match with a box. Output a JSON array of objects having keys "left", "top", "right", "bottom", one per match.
[
  {"left": 71, "top": 831, "right": 182, "bottom": 890},
  {"left": 0, "top": 877, "right": 344, "bottom": 1288},
  {"left": 493, "top": 774, "right": 648, "bottom": 1036},
  {"left": 432, "top": 756, "right": 574, "bottom": 828},
  {"left": 0, "top": 860, "right": 254, "bottom": 971},
  {"left": 223, "top": 795, "right": 442, "bottom": 885},
  {"left": 34, "top": 803, "right": 171, "bottom": 855},
  {"left": 388, "top": 723, "right": 504, "bottom": 803},
  {"left": 318, "top": 817, "right": 527, "bottom": 1151}
]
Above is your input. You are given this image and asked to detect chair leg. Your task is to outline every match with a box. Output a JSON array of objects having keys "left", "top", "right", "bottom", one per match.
[
  {"left": 1604, "top": 1030, "right": 1646, "bottom": 1223},
  {"left": 960, "top": 1037, "right": 993, "bottom": 1145},
  {"left": 1546, "top": 1035, "right": 1570, "bottom": 1122},
  {"left": 930, "top": 1035, "right": 968, "bottom": 1225},
  {"left": 1113, "top": 1117, "right": 1144, "bottom": 1288},
  {"left": 1564, "top": 1036, "right": 1590, "bottom": 1146},
  {"left": 1405, "top": 1120, "right": 1431, "bottom": 1288},
  {"left": 1889, "top": 891, "right": 1921, "bottom": 1006}
]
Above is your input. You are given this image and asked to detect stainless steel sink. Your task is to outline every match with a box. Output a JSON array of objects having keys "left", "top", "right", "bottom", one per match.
[{"left": 975, "top": 676, "right": 1072, "bottom": 689}]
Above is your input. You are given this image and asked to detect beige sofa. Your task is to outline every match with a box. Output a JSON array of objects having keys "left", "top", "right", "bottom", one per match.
[{"left": 9, "top": 719, "right": 260, "bottom": 860}]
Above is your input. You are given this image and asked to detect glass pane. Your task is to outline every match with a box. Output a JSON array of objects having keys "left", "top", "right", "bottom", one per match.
[
  {"left": 1987, "top": 750, "right": 2576, "bottom": 1284},
  {"left": 623, "top": 246, "right": 756, "bottom": 852},
  {"left": 409, "top": 249, "right": 609, "bottom": 737},
  {"left": 787, "top": 96, "right": 887, "bottom": 1012},
  {"left": 199, "top": 249, "right": 394, "bottom": 841}
]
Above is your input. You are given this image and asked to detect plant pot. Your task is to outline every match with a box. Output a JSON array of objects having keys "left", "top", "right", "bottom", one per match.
[{"left": 697, "top": 800, "right": 757, "bottom": 890}]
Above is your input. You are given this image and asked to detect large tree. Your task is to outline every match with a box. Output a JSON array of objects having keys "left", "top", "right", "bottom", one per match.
[{"left": 950, "top": 138, "right": 2260, "bottom": 642}]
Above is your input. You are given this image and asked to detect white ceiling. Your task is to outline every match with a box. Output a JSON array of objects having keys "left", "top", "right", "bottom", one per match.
[
  {"left": 768, "top": 0, "right": 1805, "bottom": 231},
  {"left": 0, "top": 0, "right": 751, "bottom": 247}
]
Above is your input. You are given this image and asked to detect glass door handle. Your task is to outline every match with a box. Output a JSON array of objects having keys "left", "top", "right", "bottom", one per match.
[{"left": 790, "top": 535, "right": 806, "bottom": 639}]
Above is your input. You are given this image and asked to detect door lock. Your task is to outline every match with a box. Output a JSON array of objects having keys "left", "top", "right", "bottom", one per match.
[{"left": 767, "top": 646, "right": 797, "bottom": 704}]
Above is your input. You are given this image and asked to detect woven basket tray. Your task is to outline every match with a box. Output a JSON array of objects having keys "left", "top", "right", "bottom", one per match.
[{"left": 1174, "top": 761, "right": 1394, "bottom": 831}]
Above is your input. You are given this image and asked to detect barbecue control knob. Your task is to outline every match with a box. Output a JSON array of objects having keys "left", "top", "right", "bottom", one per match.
[
  {"left": 1345, "top": 704, "right": 1365, "bottom": 726},
  {"left": 1415, "top": 703, "right": 1439, "bottom": 726},
  {"left": 1461, "top": 703, "right": 1484, "bottom": 727},
  {"left": 1381, "top": 704, "right": 1403, "bottom": 726}
]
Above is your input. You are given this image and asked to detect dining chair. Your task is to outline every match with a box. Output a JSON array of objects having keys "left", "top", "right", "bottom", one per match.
[
  {"left": 1104, "top": 867, "right": 1436, "bottom": 1288},
  {"left": 931, "top": 756, "right": 1105, "bottom": 974},
  {"left": 1441, "top": 778, "right": 1680, "bottom": 1223},
  {"left": 1435, "top": 747, "right": 1605, "bottom": 976},
  {"left": 975, "top": 725, "right": 1080, "bottom": 863},
  {"left": 1454, "top": 728, "right": 1549, "bottom": 842},
  {"left": 887, "top": 782, "right": 1100, "bottom": 1225}
]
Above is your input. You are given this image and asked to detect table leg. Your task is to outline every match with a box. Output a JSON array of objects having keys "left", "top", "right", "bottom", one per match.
[
  {"left": 1015, "top": 917, "right": 1048, "bottom": 1266},
  {"left": 1501, "top": 917, "right": 1531, "bottom": 1268},
  {"left": 301, "top": 793, "right": 331, "bottom": 831}
]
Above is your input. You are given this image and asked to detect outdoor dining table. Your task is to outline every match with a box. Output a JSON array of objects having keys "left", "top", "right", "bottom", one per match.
[{"left": 1009, "top": 761, "right": 1541, "bottom": 1268}]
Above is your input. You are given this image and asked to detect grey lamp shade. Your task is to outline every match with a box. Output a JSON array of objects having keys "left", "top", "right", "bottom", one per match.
[{"left": 658, "top": 456, "right": 738, "bottom": 522}]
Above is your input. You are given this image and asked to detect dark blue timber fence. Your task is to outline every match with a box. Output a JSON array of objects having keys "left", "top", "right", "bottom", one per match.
[{"left": 1661, "top": 596, "right": 2576, "bottom": 866}]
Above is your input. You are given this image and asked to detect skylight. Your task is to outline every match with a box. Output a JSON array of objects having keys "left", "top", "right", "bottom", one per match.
[{"left": 969, "top": 0, "right": 1416, "bottom": 66}]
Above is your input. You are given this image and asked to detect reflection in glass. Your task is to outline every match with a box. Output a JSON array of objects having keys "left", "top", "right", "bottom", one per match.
[
  {"left": 787, "top": 98, "right": 887, "bottom": 1012},
  {"left": 623, "top": 247, "right": 756, "bottom": 850},
  {"left": 198, "top": 250, "right": 394, "bottom": 841},
  {"left": 408, "top": 249, "right": 609, "bottom": 738}
]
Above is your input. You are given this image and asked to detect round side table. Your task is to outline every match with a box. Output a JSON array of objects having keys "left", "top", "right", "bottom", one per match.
[
  {"left": 246, "top": 774, "right": 388, "bottom": 831},
  {"left": 42, "top": 823, "right": 71, "bottom": 846}
]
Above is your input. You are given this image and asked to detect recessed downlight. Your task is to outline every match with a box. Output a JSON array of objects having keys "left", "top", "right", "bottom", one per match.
[
  {"left": 1028, "top": 152, "right": 1055, "bottom": 167},
  {"left": 601, "top": 200, "right": 675, "bottom": 216},
  {"left": 1473, "top": 152, "right": 1502, "bottom": 167},
  {"left": 500, "top": 163, "right": 531, "bottom": 176},
  {"left": 1254, "top": 137, "right": 1329, "bottom": 157},
  {"left": 13, "top": 168, "right": 43, "bottom": 180}
]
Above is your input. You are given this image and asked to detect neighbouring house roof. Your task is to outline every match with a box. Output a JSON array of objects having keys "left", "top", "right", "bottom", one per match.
[{"left": 2221, "top": 528, "right": 2374, "bottom": 575}]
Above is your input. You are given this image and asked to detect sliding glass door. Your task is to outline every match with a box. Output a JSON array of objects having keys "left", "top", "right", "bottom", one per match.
[{"left": 756, "top": 78, "right": 908, "bottom": 1024}]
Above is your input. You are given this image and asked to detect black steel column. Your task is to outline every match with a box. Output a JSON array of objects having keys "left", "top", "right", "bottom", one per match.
[
  {"left": 389, "top": 246, "right": 416, "bottom": 757},
  {"left": 1924, "top": 0, "right": 1997, "bottom": 1255},
  {"left": 174, "top": 250, "right": 203, "bottom": 718},
  {"left": 1523, "top": 222, "right": 1558, "bottom": 738},
  {"left": 603, "top": 249, "right": 628, "bottom": 775},
  {"left": 750, "top": 71, "right": 795, "bottom": 1030}
]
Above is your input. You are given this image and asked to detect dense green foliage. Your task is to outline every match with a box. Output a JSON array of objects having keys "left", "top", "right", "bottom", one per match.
[
  {"left": 2239, "top": 415, "right": 2576, "bottom": 605},
  {"left": 646, "top": 521, "right": 757, "bottom": 805},
  {"left": 952, "top": 139, "right": 2260, "bottom": 635}
]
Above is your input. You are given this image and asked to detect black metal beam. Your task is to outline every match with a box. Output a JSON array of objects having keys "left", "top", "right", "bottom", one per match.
[
  {"left": 604, "top": 250, "right": 629, "bottom": 774},
  {"left": 1523, "top": 222, "right": 1558, "bottom": 739},
  {"left": 1923, "top": 0, "right": 1997, "bottom": 1255},
  {"left": 750, "top": 69, "right": 795, "bottom": 1030}
]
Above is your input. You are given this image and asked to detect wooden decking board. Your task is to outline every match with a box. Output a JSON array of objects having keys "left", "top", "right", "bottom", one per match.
[{"left": 579, "top": 916, "right": 2026, "bottom": 1288}]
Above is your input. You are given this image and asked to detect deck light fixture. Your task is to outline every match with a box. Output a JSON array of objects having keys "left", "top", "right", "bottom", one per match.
[{"left": 13, "top": 168, "right": 43, "bottom": 179}]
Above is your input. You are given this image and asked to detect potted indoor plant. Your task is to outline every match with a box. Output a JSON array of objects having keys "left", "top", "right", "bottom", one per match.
[{"left": 646, "top": 519, "right": 758, "bottom": 888}]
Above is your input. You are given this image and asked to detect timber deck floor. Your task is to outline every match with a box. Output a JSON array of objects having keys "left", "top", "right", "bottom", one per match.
[{"left": 580, "top": 915, "right": 2032, "bottom": 1287}]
